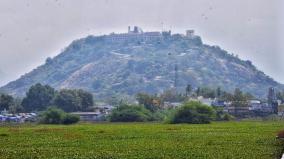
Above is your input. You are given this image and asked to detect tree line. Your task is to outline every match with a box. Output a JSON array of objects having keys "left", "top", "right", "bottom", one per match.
[{"left": 0, "top": 83, "right": 94, "bottom": 113}]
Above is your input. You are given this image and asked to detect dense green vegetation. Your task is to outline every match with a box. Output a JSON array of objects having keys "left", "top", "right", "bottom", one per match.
[
  {"left": 0, "top": 94, "right": 14, "bottom": 111},
  {"left": 277, "top": 91, "right": 284, "bottom": 103},
  {"left": 0, "top": 121, "right": 283, "bottom": 159},
  {"left": 109, "top": 104, "right": 153, "bottom": 122},
  {"left": 22, "top": 83, "right": 56, "bottom": 111},
  {"left": 39, "top": 107, "right": 79, "bottom": 125},
  {"left": 53, "top": 89, "right": 94, "bottom": 112},
  {"left": 169, "top": 101, "right": 215, "bottom": 124},
  {"left": 0, "top": 94, "right": 23, "bottom": 113},
  {"left": 0, "top": 83, "right": 94, "bottom": 113}
]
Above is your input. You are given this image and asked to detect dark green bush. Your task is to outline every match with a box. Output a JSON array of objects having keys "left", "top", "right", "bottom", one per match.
[
  {"left": 222, "top": 113, "right": 234, "bottom": 121},
  {"left": 109, "top": 104, "right": 152, "bottom": 122},
  {"left": 40, "top": 107, "right": 65, "bottom": 124},
  {"left": 62, "top": 114, "right": 80, "bottom": 125},
  {"left": 214, "top": 107, "right": 234, "bottom": 121},
  {"left": 152, "top": 109, "right": 176, "bottom": 122},
  {"left": 40, "top": 107, "right": 80, "bottom": 125},
  {"left": 169, "top": 101, "right": 215, "bottom": 124}
]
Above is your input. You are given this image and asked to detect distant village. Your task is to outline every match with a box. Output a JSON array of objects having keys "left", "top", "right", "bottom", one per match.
[{"left": 187, "top": 87, "right": 283, "bottom": 118}]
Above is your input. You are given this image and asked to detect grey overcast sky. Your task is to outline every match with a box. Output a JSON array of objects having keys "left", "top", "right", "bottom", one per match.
[{"left": 0, "top": 0, "right": 283, "bottom": 86}]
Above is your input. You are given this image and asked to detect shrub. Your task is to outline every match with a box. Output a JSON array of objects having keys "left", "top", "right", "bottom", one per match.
[
  {"left": 222, "top": 113, "right": 234, "bottom": 121},
  {"left": 214, "top": 109, "right": 234, "bottom": 121},
  {"left": 40, "top": 107, "right": 80, "bottom": 125},
  {"left": 109, "top": 104, "right": 152, "bottom": 122},
  {"left": 151, "top": 109, "right": 175, "bottom": 123},
  {"left": 40, "top": 107, "right": 65, "bottom": 124},
  {"left": 263, "top": 114, "right": 283, "bottom": 121},
  {"left": 169, "top": 101, "right": 215, "bottom": 124},
  {"left": 151, "top": 109, "right": 175, "bottom": 121},
  {"left": 62, "top": 114, "right": 80, "bottom": 125}
]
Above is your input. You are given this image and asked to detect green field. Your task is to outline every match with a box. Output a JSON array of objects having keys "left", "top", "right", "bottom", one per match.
[{"left": 0, "top": 121, "right": 283, "bottom": 159}]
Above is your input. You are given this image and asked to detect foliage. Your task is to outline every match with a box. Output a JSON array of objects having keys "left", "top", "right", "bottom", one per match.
[
  {"left": 54, "top": 89, "right": 80, "bottom": 112},
  {"left": 136, "top": 93, "right": 161, "bottom": 112},
  {"left": 8, "top": 98, "right": 24, "bottom": 114},
  {"left": 62, "top": 114, "right": 80, "bottom": 125},
  {"left": 22, "top": 83, "right": 56, "bottom": 112},
  {"left": 40, "top": 107, "right": 79, "bottom": 125},
  {"left": 222, "top": 113, "right": 234, "bottom": 121},
  {"left": 109, "top": 104, "right": 152, "bottom": 122},
  {"left": 230, "top": 88, "right": 250, "bottom": 107},
  {"left": 40, "top": 107, "right": 65, "bottom": 124},
  {"left": 169, "top": 101, "right": 215, "bottom": 124},
  {"left": 213, "top": 107, "right": 234, "bottom": 121},
  {"left": 0, "top": 122, "right": 283, "bottom": 158},
  {"left": 0, "top": 94, "right": 14, "bottom": 111},
  {"left": 216, "top": 87, "right": 222, "bottom": 98},
  {"left": 76, "top": 89, "right": 94, "bottom": 111},
  {"left": 53, "top": 89, "right": 93, "bottom": 112},
  {"left": 262, "top": 114, "right": 284, "bottom": 121},
  {"left": 160, "top": 89, "right": 186, "bottom": 102},
  {"left": 185, "top": 84, "right": 192, "bottom": 96},
  {"left": 195, "top": 87, "right": 216, "bottom": 98},
  {"left": 151, "top": 109, "right": 176, "bottom": 121},
  {"left": 13, "top": 83, "right": 94, "bottom": 113},
  {"left": 219, "top": 88, "right": 252, "bottom": 106},
  {"left": 276, "top": 91, "right": 284, "bottom": 103},
  {"left": 0, "top": 94, "right": 23, "bottom": 113}
]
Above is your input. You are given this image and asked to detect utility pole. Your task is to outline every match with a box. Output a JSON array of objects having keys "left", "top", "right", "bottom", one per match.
[
  {"left": 168, "top": 52, "right": 178, "bottom": 93},
  {"left": 174, "top": 63, "right": 178, "bottom": 89}
]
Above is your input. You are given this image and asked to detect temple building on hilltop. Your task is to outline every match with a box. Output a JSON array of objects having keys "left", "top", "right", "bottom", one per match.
[
  {"left": 106, "top": 26, "right": 195, "bottom": 42},
  {"left": 106, "top": 26, "right": 162, "bottom": 41}
]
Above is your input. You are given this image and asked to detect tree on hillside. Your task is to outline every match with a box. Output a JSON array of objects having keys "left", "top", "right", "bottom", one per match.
[
  {"left": 0, "top": 94, "right": 14, "bottom": 111},
  {"left": 22, "top": 83, "right": 56, "bottom": 112}
]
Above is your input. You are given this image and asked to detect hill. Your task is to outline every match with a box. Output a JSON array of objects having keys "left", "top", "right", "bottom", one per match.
[
  {"left": 0, "top": 70, "right": 7, "bottom": 87},
  {"left": 1, "top": 30, "right": 283, "bottom": 98}
]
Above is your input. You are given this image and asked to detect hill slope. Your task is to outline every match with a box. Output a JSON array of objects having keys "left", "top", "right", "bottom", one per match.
[
  {"left": 0, "top": 70, "right": 7, "bottom": 87},
  {"left": 1, "top": 33, "right": 283, "bottom": 98}
]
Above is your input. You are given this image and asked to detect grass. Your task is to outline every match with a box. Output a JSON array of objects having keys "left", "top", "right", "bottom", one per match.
[{"left": 0, "top": 121, "right": 283, "bottom": 159}]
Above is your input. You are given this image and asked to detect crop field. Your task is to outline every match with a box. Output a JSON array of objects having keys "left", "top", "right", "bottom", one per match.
[{"left": 0, "top": 121, "right": 283, "bottom": 159}]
